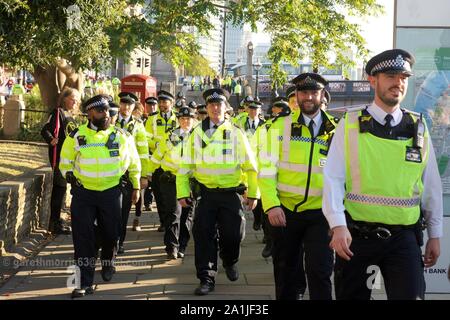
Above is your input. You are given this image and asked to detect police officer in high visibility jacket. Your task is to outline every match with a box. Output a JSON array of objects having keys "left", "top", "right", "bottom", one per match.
[
  {"left": 59, "top": 95, "right": 141, "bottom": 298},
  {"left": 149, "top": 106, "right": 196, "bottom": 259},
  {"left": 145, "top": 90, "right": 178, "bottom": 232},
  {"left": 258, "top": 73, "right": 337, "bottom": 300},
  {"left": 286, "top": 85, "right": 299, "bottom": 115},
  {"left": 177, "top": 88, "right": 259, "bottom": 296},
  {"left": 323, "top": 49, "right": 443, "bottom": 300},
  {"left": 116, "top": 92, "right": 150, "bottom": 253}
]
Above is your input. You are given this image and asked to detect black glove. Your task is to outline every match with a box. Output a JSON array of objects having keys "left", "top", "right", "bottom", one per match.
[{"left": 66, "top": 171, "right": 81, "bottom": 187}]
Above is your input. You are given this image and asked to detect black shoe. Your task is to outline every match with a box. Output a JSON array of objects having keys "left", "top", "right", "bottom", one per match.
[
  {"left": 261, "top": 242, "right": 272, "bottom": 258},
  {"left": 144, "top": 205, "right": 151, "bottom": 211},
  {"left": 224, "top": 264, "right": 239, "bottom": 281},
  {"left": 178, "top": 248, "right": 185, "bottom": 258},
  {"left": 167, "top": 249, "right": 178, "bottom": 260},
  {"left": 157, "top": 225, "right": 165, "bottom": 232},
  {"left": 253, "top": 220, "right": 261, "bottom": 231},
  {"left": 296, "top": 293, "right": 304, "bottom": 300},
  {"left": 101, "top": 266, "right": 116, "bottom": 282},
  {"left": 194, "top": 282, "right": 215, "bottom": 296},
  {"left": 71, "top": 286, "right": 95, "bottom": 298},
  {"left": 117, "top": 245, "right": 125, "bottom": 254},
  {"left": 50, "top": 222, "right": 71, "bottom": 235}
]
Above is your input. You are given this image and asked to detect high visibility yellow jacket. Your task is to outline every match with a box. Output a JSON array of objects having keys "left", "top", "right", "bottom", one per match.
[
  {"left": 59, "top": 123, "right": 141, "bottom": 191},
  {"left": 149, "top": 127, "right": 191, "bottom": 175},
  {"left": 258, "top": 110, "right": 337, "bottom": 212},
  {"left": 115, "top": 116, "right": 150, "bottom": 177},
  {"left": 176, "top": 118, "right": 259, "bottom": 199},
  {"left": 343, "top": 110, "right": 428, "bottom": 225},
  {"left": 145, "top": 111, "right": 178, "bottom": 153}
]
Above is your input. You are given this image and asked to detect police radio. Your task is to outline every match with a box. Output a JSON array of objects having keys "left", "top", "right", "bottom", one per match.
[{"left": 413, "top": 114, "right": 425, "bottom": 149}]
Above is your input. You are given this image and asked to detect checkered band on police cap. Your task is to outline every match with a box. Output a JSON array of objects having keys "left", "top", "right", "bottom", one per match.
[
  {"left": 365, "top": 49, "right": 415, "bottom": 76},
  {"left": 83, "top": 96, "right": 110, "bottom": 112},
  {"left": 370, "top": 55, "right": 412, "bottom": 75}
]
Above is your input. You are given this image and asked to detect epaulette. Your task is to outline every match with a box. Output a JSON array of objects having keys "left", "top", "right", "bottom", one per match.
[
  {"left": 69, "top": 128, "right": 79, "bottom": 138},
  {"left": 116, "top": 127, "right": 130, "bottom": 137},
  {"left": 401, "top": 108, "right": 421, "bottom": 118}
]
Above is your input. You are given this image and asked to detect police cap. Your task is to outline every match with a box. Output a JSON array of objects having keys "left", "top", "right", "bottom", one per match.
[
  {"left": 175, "top": 100, "right": 186, "bottom": 109},
  {"left": 272, "top": 97, "right": 289, "bottom": 109},
  {"left": 109, "top": 101, "right": 120, "bottom": 117},
  {"left": 197, "top": 104, "right": 207, "bottom": 114},
  {"left": 177, "top": 106, "right": 196, "bottom": 118},
  {"left": 291, "top": 73, "right": 328, "bottom": 91},
  {"left": 118, "top": 92, "right": 138, "bottom": 104},
  {"left": 285, "top": 85, "right": 296, "bottom": 99},
  {"left": 203, "top": 88, "right": 230, "bottom": 104},
  {"left": 365, "top": 49, "right": 415, "bottom": 76},
  {"left": 248, "top": 100, "right": 262, "bottom": 109},
  {"left": 82, "top": 95, "right": 110, "bottom": 113},
  {"left": 145, "top": 96, "right": 158, "bottom": 105},
  {"left": 188, "top": 101, "right": 197, "bottom": 109},
  {"left": 157, "top": 90, "right": 175, "bottom": 101}
]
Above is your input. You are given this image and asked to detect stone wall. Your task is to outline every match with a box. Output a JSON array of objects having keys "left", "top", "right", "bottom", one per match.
[{"left": 0, "top": 167, "right": 53, "bottom": 254}]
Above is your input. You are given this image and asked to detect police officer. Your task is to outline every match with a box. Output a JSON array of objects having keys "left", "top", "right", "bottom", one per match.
[
  {"left": 196, "top": 104, "right": 208, "bottom": 121},
  {"left": 232, "top": 95, "right": 253, "bottom": 125},
  {"left": 149, "top": 106, "right": 196, "bottom": 259},
  {"left": 177, "top": 88, "right": 259, "bottom": 295},
  {"left": 116, "top": 92, "right": 149, "bottom": 253},
  {"left": 323, "top": 49, "right": 443, "bottom": 300},
  {"left": 145, "top": 90, "right": 178, "bottom": 232},
  {"left": 258, "top": 73, "right": 337, "bottom": 300},
  {"left": 59, "top": 95, "right": 141, "bottom": 298},
  {"left": 143, "top": 96, "right": 159, "bottom": 211}
]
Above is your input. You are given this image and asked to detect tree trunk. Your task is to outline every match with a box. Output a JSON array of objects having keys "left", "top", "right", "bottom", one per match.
[
  {"left": 33, "top": 65, "right": 59, "bottom": 110},
  {"left": 32, "top": 60, "right": 84, "bottom": 111}
]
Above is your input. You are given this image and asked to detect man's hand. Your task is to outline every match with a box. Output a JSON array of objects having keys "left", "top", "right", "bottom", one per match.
[
  {"left": 243, "top": 198, "right": 257, "bottom": 211},
  {"left": 131, "top": 189, "right": 140, "bottom": 205},
  {"left": 50, "top": 138, "right": 59, "bottom": 146},
  {"left": 140, "top": 177, "right": 148, "bottom": 189},
  {"left": 179, "top": 198, "right": 191, "bottom": 208},
  {"left": 424, "top": 238, "right": 440, "bottom": 268},
  {"left": 267, "top": 207, "right": 286, "bottom": 227},
  {"left": 329, "top": 226, "right": 353, "bottom": 261}
]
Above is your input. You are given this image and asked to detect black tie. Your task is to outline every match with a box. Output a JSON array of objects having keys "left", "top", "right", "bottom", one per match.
[
  {"left": 120, "top": 118, "right": 125, "bottom": 129},
  {"left": 308, "top": 120, "right": 315, "bottom": 137},
  {"left": 163, "top": 113, "right": 168, "bottom": 122},
  {"left": 251, "top": 120, "right": 255, "bottom": 130},
  {"left": 384, "top": 114, "right": 393, "bottom": 136}
]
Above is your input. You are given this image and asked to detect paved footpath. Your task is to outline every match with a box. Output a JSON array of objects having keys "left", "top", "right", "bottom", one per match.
[{"left": 1, "top": 206, "right": 448, "bottom": 300}]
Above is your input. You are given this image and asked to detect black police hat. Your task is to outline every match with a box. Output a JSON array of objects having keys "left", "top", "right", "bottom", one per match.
[
  {"left": 109, "top": 101, "right": 120, "bottom": 117},
  {"left": 323, "top": 89, "right": 331, "bottom": 105},
  {"left": 285, "top": 85, "right": 296, "bottom": 98},
  {"left": 176, "top": 91, "right": 186, "bottom": 99},
  {"left": 82, "top": 95, "right": 110, "bottom": 112},
  {"left": 188, "top": 101, "right": 197, "bottom": 109},
  {"left": 197, "top": 104, "right": 207, "bottom": 114},
  {"left": 203, "top": 88, "right": 230, "bottom": 104},
  {"left": 118, "top": 92, "right": 138, "bottom": 104},
  {"left": 157, "top": 90, "right": 175, "bottom": 101},
  {"left": 365, "top": 49, "right": 415, "bottom": 76},
  {"left": 248, "top": 100, "right": 263, "bottom": 109},
  {"left": 291, "top": 73, "right": 328, "bottom": 91},
  {"left": 177, "top": 106, "right": 196, "bottom": 118},
  {"left": 175, "top": 100, "right": 186, "bottom": 109},
  {"left": 145, "top": 96, "right": 158, "bottom": 105},
  {"left": 272, "top": 97, "right": 289, "bottom": 109},
  {"left": 243, "top": 95, "right": 254, "bottom": 104}
]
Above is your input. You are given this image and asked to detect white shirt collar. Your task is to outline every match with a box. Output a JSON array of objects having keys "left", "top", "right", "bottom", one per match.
[
  {"left": 368, "top": 103, "right": 402, "bottom": 126},
  {"left": 302, "top": 111, "right": 322, "bottom": 127},
  {"left": 210, "top": 120, "right": 225, "bottom": 128},
  {"left": 118, "top": 114, "right": 132, "bottom": 124}
]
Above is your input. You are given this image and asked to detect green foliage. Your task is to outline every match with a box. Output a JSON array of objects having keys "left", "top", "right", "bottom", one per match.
[
  {"left": 0, "top": 0, "right": 382, "bottom": 90},
  {"left": 24, "top": 85, "right": 46, "bottom": 111},
  {"left": 184, "top": 54, "right": 217, "bottom": 77}
]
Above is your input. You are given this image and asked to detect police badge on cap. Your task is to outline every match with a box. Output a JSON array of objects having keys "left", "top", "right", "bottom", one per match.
[
  {"left": 365, "top": 49, "right": 415, "bottom": 76},
  {"left": 291, "top": 73, "right": 328, "bottom": 91},
  {"left": 203, "top": 88, "right": 230, "bottom": 104}
]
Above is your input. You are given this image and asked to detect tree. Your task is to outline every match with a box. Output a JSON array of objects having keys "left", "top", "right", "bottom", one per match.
[
  {"left": 0, "top": 0, "right": 382, "bottom": 109},
  {"left": 184, "top": 54, "right": 216, "bottom": 77}
]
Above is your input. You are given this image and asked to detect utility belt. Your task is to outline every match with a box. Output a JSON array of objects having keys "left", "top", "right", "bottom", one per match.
[
  {"left": 160, "top": 170, "right": 176, "bottom": 183},
  {"left": 196, "top": 179, "right": 247, "bottom": 195},
  {"left": 345, "top": 212, "right": 424, "bottom": 243}
]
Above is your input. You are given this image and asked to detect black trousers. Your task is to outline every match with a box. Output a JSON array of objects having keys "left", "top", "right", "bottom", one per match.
[
  {"left": 334, "top": 228, "right": 425, "bottom": 300},
  {"left": 271, "top": 207, "right": 333, "bottom": 300},
  {"left": 119, "top": 182, "right": 133, "bottom": 246},
  {"left": 71, "top": 185, "right": 121, "bottom": 287},
  {"left": 50, "top": 168, "right": 67, "bottom": 224},
  {"left": 192, "top": 190, "right": 245, "bottom": 284},
  {"left": 179, "top": 205, "right": 194, "bottom": 252},
  {"left": 159, "top": 175, "right": 182, "bottom": 253},
  {"left": 150, "top": 168, "right": 165, "bottom": 225},
  {"left": 143, "top": 185, "right": 153, "bottom": 208}
]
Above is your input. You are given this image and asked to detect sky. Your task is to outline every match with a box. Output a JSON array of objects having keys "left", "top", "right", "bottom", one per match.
[{"left": 249, "top": 0, "right": 394, "bottom": 57}]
